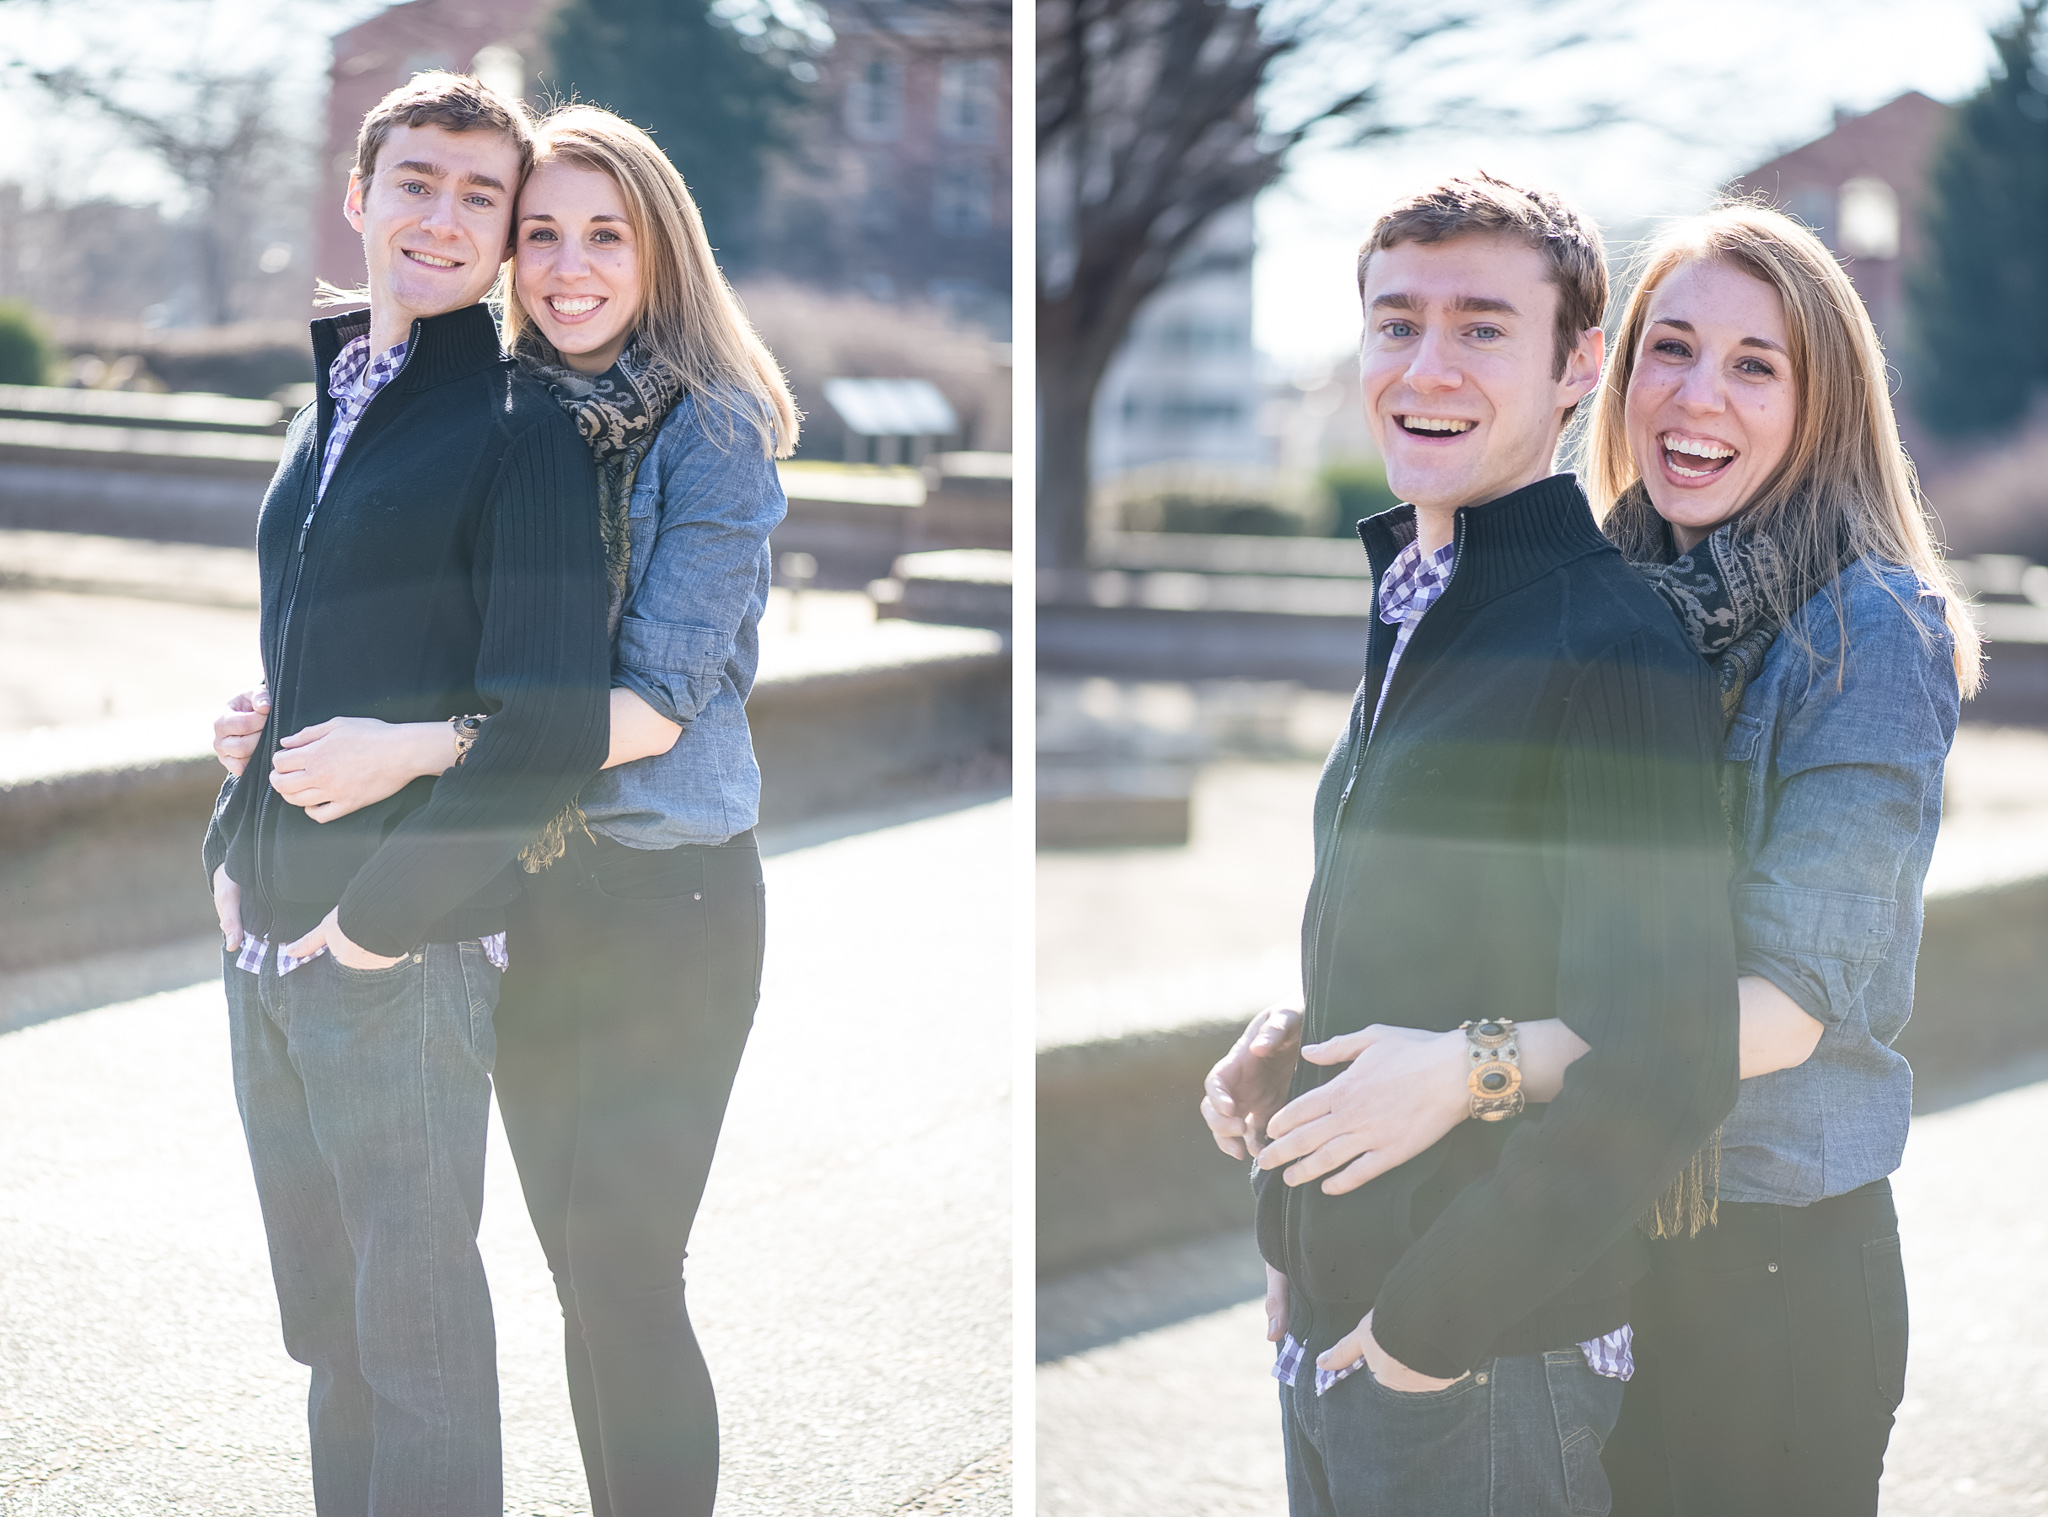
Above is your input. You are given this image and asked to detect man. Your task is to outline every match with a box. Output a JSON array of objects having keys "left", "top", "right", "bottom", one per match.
[
  {"left": 204, "top": 73, "right": 608, "bottom": 1515},
  {"left": 1200, "top": 173, "right": 1739, "bottom": 1515}
]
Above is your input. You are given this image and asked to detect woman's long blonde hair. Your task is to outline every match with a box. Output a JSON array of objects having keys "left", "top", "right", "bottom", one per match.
[
  {"left": 504, "top": 104, "right": 799, "bottom": 458},
  {"left": 1586, "top": 203, "right": 1981, "bottom": 695}
]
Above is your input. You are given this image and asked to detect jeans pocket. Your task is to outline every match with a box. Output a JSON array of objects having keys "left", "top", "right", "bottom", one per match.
[
  {"left": 1362, "top": 1365, "right": 1479, "bottom": 1406},
  {"left": 455, "top": 941, "right": 502, "bottom": 1072},
  {"left": 1544, "top": 1351, "right": 1624, "bottom": 1517},
  {"left": 1863, "top": 1233, "right": 1909, "bottom": 1410},
  {"left": 328, "top": 950, "right": 420, "bottom": 986}
]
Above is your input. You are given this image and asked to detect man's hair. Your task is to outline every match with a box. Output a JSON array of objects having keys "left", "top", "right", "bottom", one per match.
[
  {"left": 353, "top": 70, "right": 536, "bottom": 185},
  {"left": 1356, "top": 170, "right": 1608, "bottom": 383}
]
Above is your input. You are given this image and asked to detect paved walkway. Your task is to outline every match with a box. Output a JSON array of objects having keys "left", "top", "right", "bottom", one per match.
[
  {"left": 1036, "top": 1073, "right": 2048, "bottom": 1516},
  {"left": 0, "top": 800, "right": 1011, "bottom": 1516}
]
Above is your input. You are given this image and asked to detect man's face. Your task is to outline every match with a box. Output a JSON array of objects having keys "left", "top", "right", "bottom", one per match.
[
  {"left": 345, "top": 123, "right": 522, "bottom": 330},
  {"left": 1357, "top": 233, "right": 1602, "bottom": 514}
]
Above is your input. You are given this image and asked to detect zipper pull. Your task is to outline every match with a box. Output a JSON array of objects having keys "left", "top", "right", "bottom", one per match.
[{"left": 296, "top": 503, "right": 317, "bottom": 553}]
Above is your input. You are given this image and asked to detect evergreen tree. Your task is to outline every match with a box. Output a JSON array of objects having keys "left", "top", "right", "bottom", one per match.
[
  {"left": 1911, "top": 0, "right": 2048, "bottom": 437},
  {"left": 543, "top": 0, "right": 825, "bottom": 267}
]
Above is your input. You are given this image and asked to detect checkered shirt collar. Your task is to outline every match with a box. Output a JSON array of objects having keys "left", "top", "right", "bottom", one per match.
[
  {"left": 1377, "top": 536, "right": 1458, "bottom": 628},
  {"left": 328, "top": 333, "right": 408, "bottom": 406}
]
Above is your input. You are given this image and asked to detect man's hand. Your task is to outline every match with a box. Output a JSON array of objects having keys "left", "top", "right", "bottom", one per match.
[
  {"left": 1201, "top": 1001, "right": 1303, "bottom": 1159},
  {"left": 1265, "top": 1265, "right": 1289, "bottom": 1344},
  {"left": 213, "top": 686, "right": 270, "bottom": 777},
  {"left": 283, "top": 906, "right": 406, "bottom": 971},
  {"left": 1258, "top": 1025, "right": 1469, "bottom": 1194},
  {"left": 1323, "top": 1309, "right": 1462, "bottom": 1393},
  {"left": 211, "top": 864, "right": 243, "bottom": 951},
  {"left": 270, "top": 717, "right": 454, "bottom": 823}
]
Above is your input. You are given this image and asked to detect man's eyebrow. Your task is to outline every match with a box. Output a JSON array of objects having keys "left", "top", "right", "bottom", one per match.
[
  {"left": 1649, "top": 316, "right": 1788, "bottom": 355},
  {"left": 390, "top": 159, "right": 506, "bottom": 193},
  {"left": 1369, "top": 293, "right": 1518, "bottom": 315}
]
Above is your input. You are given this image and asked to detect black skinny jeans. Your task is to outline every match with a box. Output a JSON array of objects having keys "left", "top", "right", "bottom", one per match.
[
  {"left": 494, "top": 829, "right": 764, "bottom": 1517},
  {"left": 1604, "top": 1178, "right": 1908, "bottom": 1517}
]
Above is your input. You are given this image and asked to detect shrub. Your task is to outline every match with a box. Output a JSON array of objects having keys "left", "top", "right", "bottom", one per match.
[
  {"left": 0, "top": 302, "right": 52, "bottom": 385},
  {"left": 1320, "top": 458, "right": 1400, "bottom": 535}
]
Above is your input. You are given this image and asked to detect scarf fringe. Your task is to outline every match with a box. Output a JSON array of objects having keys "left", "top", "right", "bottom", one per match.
[{"left": 1642, "top": 1126, "right": 1722, "bottom": 1240}]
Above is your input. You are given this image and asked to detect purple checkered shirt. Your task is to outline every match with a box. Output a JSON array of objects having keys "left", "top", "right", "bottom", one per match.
[
  {"left": 1274, "top": 530, "right": 1633, "bottom": 1389},
  {"left": 319, "top": 334, "right": 409, "bottom": 499},
  {"left": 234, "top": 932, "right": 508, "bottom": 978},
  {"left": 1369, "top": 536, "right": 1457, "bottom": 737},
  {"left": 231, "top": 331, "right": 499, "bottom": 980}
]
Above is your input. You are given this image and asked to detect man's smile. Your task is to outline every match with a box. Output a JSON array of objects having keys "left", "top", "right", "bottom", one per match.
[
  {"left": 401, "top": 248, "right": 463, "bottom": 269},
  {"left": 1394, "top": 415, "right": 1477, "bottom": 437}
]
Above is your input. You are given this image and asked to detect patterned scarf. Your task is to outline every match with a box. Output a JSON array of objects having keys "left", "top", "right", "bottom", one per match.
[
  {"left": 1602, "top": 485, "right": 1855, "bottom": 1239},
  {"left": 512, "top": 332, "right": 688, "bottom": 871}
]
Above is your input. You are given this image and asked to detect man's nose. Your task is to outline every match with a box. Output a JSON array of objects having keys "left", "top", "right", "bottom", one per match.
[
  {"left": 1404, "top": 330, "right": 1462, "bottom": 393},
  {"left": 419, "top": 190, "right": 461, "bottom": 236}
]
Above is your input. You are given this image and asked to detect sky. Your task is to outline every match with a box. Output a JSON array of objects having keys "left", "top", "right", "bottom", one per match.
[
  {"left": 1253, "top": 0, "right": 2022, "bottom": 367},
  {"left": 0, "top": 0, "right": 387, "bottom": 214}
]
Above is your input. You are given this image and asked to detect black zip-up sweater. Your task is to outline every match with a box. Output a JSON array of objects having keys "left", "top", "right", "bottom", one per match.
[
  {"left": 202, "top": 304, "right": 609, "bottom": 956},
  {"left": 1254, "top": 475, "right": 1740, "bottom": 1379}
]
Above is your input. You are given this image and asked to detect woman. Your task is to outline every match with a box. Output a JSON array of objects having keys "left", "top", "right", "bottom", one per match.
[
  {"left": 217, "top": 105, "right": 797, "bottom": 1517},
  {"left": 1250, "top": 205, "right": 1978, "bottom": 1515}
]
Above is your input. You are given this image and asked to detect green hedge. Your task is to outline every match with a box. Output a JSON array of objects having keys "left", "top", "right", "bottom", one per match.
[{"left": 0, "top": 302, "right": 51, "bottom": 386}]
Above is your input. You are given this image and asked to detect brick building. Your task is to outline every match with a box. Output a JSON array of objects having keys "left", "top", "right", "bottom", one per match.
[
  {"left": 1732, "top": 90, "right": 1952, "bottom": 435},
  {"left": 312, "top": 0, "right": 1010, "bottom": 331}
]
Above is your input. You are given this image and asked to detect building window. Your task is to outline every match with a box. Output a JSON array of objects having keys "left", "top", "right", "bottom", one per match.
[
  {"left": 470, "top": 44, "right": 524, "bottom": 103},
  {"left": 860, "top": 180, "right": 898, "bottom": 234},
  {"left": 937, "top": 58, "right": 999, "bottom": 144},
  {"left": 1838, "top": 177, "right": 1901, "bottom": 260},
  {"left": 934, "top": 163, "right": 993, "bottom": 235},
  {"left": 847, "top": 58, "right": 905, "bottom": 142},
  {"left": 1153, "top": 396, "right": 1245, "bottom": 431}
]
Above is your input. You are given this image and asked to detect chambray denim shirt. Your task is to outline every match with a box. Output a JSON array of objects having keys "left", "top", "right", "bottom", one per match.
[
  {"left": 576, "top": 392, "right": 787, "bottom": 848},
  {"left": 1717, "top": 557, "right": 1960, "bottom": 1204}
]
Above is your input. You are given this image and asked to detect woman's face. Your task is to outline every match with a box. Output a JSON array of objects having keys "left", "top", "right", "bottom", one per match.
[
  {"left": 515, "top": 159, "right": 644, "bottom": 375},
  {"left": 1625, "top": 258, "right": 1799, "bottom": 551}
]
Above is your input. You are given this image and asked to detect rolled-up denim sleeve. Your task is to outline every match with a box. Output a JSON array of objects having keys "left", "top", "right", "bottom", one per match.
[
  {"left": 614, "top": 397, "right": 788, "bottom": 727},
  {"left": 1735, "top": 570, "right": 1960, "bottom": 1026}
]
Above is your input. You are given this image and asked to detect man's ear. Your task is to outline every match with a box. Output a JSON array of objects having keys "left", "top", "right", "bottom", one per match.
[
  {"left": 343, "top": 171, "right": 366, "bottom": 235},
  {"left": 1562, "top": 326, "right": 1605, "bottom": 407}
]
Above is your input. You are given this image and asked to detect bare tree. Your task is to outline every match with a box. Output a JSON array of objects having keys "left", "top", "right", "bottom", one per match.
[
  {"left": 1036, "top": 0, "right": 1624, "bottom": 572},
  {"left": 23, "top": 62, "right": 296, "bottom": 327}
]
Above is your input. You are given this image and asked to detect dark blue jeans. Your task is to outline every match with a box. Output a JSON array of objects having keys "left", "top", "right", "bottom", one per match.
[
  {"left": 1280, "top": 1344, "right": 1626, "bottom": 1516},
  {"left": 226, "top": 940, "right": 502, "bottom": 1517}
]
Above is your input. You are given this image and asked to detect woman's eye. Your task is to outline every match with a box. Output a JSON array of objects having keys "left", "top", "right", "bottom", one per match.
[
  {"left": 1737, "top": 357, "right": 1775, "bottom": 377},
  {"left": 593, "top": 230, "right": 620, "bottom": 244},
  {"left": 526, "top": 228, "right": 557, "bottom": 244},
  {"left": 1652, "top": 339, "right": 1690, "bottom": 358}
]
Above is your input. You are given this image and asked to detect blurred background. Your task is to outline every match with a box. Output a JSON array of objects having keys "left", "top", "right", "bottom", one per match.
[
  {"left": 1035, "top": 3, "right": 2048, "bottom": 1513},
  {"left": 0, "top": 2, "right": 1014, "bottom": 1512}
]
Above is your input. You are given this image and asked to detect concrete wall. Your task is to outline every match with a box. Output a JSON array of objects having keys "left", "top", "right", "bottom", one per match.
[
  {"left": 1036, "top": 869, "right": 2048, "bottom": 1280},
  {"left": 0, "top": 649, "right": 1009, "bottom": 1008}
]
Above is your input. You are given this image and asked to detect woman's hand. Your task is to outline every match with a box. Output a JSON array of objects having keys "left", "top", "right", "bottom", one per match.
[
  {"left": 1258, "top": 1025, "right": 1470, "bottom": 1195},
  {"left": 268, "top": 718, "right": 456, "bottom": 823},
  {"left": 212, "top": 686, "right": 269, "bottom": 776}
]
